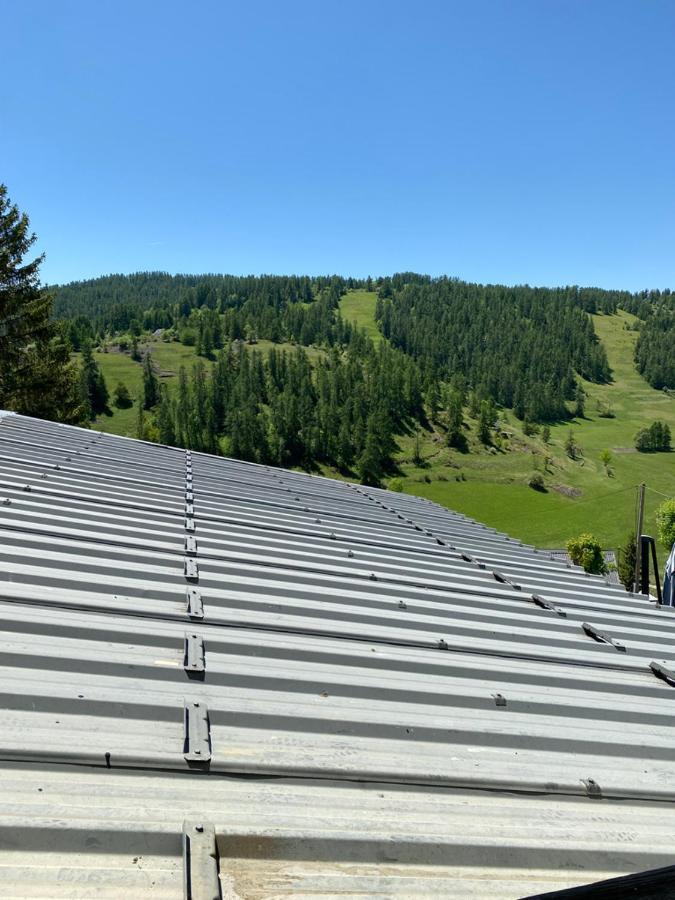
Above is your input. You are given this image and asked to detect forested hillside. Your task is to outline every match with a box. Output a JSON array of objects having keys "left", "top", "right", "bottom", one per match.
[
  {"left": 50, "top": 271, "right": 675, "bottom": 483},
  {"left": 376, "top": 280, "right": 611, "bottom": 422},
  {"left": 40, "top": 269, "right": 675, "bottom": 560}
]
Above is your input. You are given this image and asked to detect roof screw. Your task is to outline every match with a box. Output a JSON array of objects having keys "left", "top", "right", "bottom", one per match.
[
  {"left": 347, "top": 550, "right": 354, "bottom": 558},
  {"left": 194, "top": 749, "right": 201, "bottom": 755},
  {"left": 398, "top": 601, "right": 407, "bottom": 610},
  {"left": 438, "top": 639, "right": 449, "bottom": 650},
  {"left": 195, "top": 824, "right": 204, "bottom": 832}
]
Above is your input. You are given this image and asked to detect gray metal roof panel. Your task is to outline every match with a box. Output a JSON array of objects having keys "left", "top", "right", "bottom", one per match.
[{"left": 1, "top": 412, "right": 675, "bottom": 897}]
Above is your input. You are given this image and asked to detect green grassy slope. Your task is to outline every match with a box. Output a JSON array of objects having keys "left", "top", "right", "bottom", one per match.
[
  {"left": 339, "top": 290, "right": 382, "bottom": 344},
  {"left": 339, "top": 292, "right": 675, "bottom": 555}
]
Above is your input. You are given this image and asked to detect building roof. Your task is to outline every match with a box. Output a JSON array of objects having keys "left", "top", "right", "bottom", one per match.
[{"left": 1, "top": 410, "right": 675, "bottom": 898}]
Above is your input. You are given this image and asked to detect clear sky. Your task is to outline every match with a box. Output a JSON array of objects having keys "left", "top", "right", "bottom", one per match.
[{"left": 2, "top": 0, "right": 674, "bottom": 289}]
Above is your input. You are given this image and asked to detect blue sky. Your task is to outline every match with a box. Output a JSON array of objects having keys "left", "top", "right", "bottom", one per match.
[{"left": 3, "top": 0, "right": 674, "bottom": 289}]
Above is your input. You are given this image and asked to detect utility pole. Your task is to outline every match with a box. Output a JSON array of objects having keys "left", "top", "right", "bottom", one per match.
[{"left": 633, "top": 482, "right": 646, "bottom": 593}]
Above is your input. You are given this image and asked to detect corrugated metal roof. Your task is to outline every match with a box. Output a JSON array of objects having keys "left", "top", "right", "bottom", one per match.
[{"left": 1, "top": 410, "right": 675, "bottom": 898}]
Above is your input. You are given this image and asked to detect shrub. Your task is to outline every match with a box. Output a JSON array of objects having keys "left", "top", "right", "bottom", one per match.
[
  {"left": 388, "top": 478, "right": 404, "bottom": 492},
  {"left": 113, "top": 381, "right": 132, "bottom": 409},
  {"left": 635, "top": 421, "right": 672, "bottom": 452},
  {"left": 566, "top": 533, "right": 608, "bottom": 575},
  {"left": 528, "top": 472, "right": 545, "bottom": 491},
  {"left": 599, "top": 449, "right": 613, "bottom": 475},
  {"left": 656, "top": 499, "right": 675, "bottom": 547},
  {"left": 596, "top": 401, "right": 615, "bottom": 418}
]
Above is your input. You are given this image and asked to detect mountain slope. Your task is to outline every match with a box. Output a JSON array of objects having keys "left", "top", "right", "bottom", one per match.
[{"left": 399, "top": 310, "right": 675, "bottom": 555}]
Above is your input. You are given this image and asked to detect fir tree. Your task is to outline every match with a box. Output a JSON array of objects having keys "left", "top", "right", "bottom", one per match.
[
  {"left": 445, "top": 388, "right": 465, "bottom": 449},
  {"left": 565, "top": 430, "right": 578, "bottom": 459},
  {"left": 0, "top": 184, "right": 83, "bottom": 422},
  {"left": 135, "top": 401, "right": 145, "bottom": 440},
  {"left": 478, "top": 400, "right": 496, "bottom": 445},
  {"left": 156, "top": 386, "right": 176, "bottom": 445},
  {"left": 574, "top": 385, "right": 586, "bottom": 418},
  {"left": 142, "top": 353, "right": 159, "bottom": 409},
  {"left": 80, "top": 342, "right": 109, "bottom": 417},
  {"left": 358, "top": 415, "right": 384, "bottom": 486}
]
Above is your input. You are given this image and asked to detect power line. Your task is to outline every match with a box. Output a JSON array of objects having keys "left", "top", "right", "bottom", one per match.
[
  {"left": 493, "top": 483, "right": 640, "bottom": 524},
  {"left": 645, "top": 485, "right": 673, "bottom": 501}
]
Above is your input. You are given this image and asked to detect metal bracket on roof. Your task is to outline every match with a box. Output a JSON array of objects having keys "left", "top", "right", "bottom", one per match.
[
  {"left": 186, "top": 491, "right": 194, "bottom": 503},
  {"left": 650, "top": 661, "right": 675, "bottom": 687},
  {"left": 185, "top": 517, "right": 196, "bottom": 533},
  {"left": 182, "top": 820, "right": 219, "bottom": 900},
  {"left": 184, "top": 700, "right": 211, "bottom": 763},
  {"left": 582, "top": 622, "right": 626, "bottom": 653},
  {"left": 185, "top": 558, "right": 199, "bottom": 581},
  {"left": 186, "top": 473, "right": 193, "bottom": 485},
  {"left": 186, "top": 588, "right": 204, "bottom": 619},
  {"left": 532, "top": 594, "right": 567, "bottom": 617},
  {"left": 184, "top": 632, "right": 205, "bottom": 675},
  {"left": 186, "top": 503, "right": 195, "bottom": 517},
  {"left": 493, "top": 571, "right": 521, "bottom": 590},
  {"left": 460, "top": 552, "right": 486, "bottom": 569},
  {"left": 185, "top": 536, "right": 198, "bottom": 556}
]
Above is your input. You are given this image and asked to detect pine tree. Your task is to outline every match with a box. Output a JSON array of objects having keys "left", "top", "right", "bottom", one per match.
[
  {"left": 142, "top": 353, "right": 159, "bottom": 409},
  {"left": 156, "top": 386, "right": 176, "bottom": 445},
  {"left": 80, "top": 342, "right": 109, "bottom": 417},
  {"left": 565, "top": 430, "right": 578, "bottom": 459},
  {"left": 0, "top": 184, "right": 83, "bottom": 422},
  {"left": 574, "top": 385, "right": 585, "bottom": 418},
  {"left": 135, "top": 401, "right": 145, "bottom": 440},
  {"left": 445, "top": 388, "right": 465, "bottom": 449},
  {"left": 477, "top": 400, "right": 495, "bottom": 445},
  {"left": 358, "top": 416, "right": 384, "bottom": 486}
]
